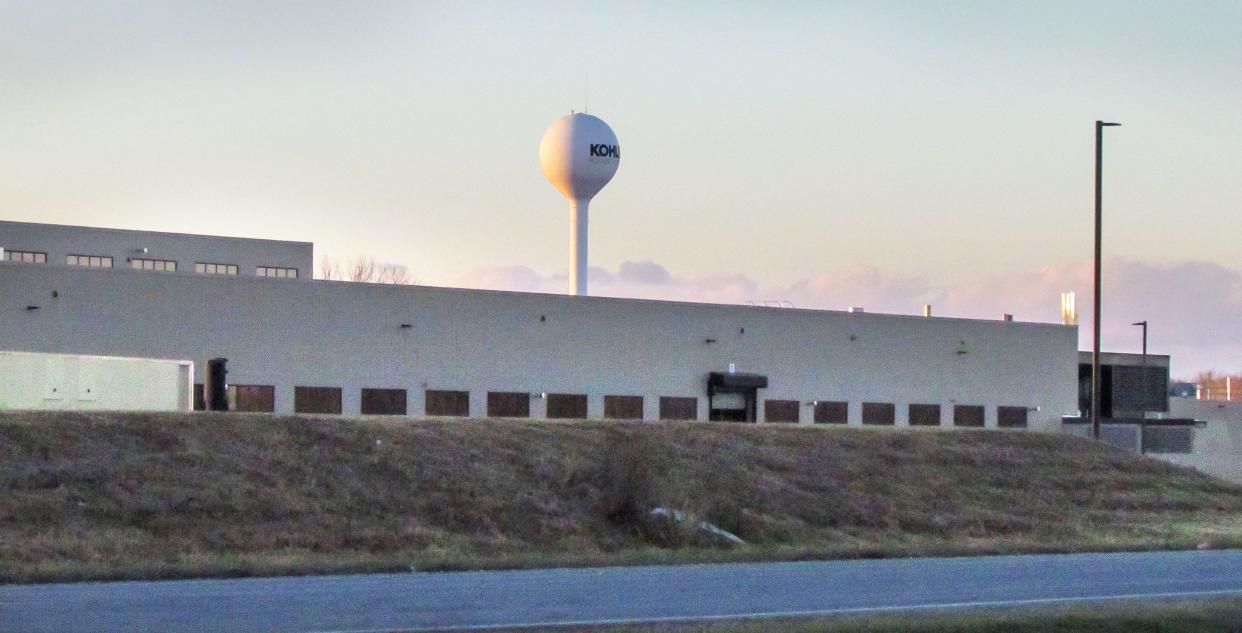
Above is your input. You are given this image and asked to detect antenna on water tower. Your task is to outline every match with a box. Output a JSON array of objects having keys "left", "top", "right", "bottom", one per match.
[{"left": 539, "top": 113, "right": 620, "bottom": 296}]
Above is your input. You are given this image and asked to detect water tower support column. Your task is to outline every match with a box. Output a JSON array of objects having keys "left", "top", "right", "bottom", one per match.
[{"left": 569, "top": 198, "right": 589, "bottom": 296}]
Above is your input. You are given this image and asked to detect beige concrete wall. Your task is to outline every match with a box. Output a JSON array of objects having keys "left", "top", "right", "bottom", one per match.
[
  {"left": 1, "top": 263, "right": 1078, "bottom": 426},
  {"left": 0, "top": 351, "right": 193, "bottom": 412}
]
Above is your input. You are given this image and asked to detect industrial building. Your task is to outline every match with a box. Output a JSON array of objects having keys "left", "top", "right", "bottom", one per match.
[{"left": 1, "top": 219, "right": 1079, "bottom": 429}]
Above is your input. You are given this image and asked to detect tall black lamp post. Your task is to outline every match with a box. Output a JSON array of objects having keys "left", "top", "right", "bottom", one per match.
[
  {"left": 1133, "top": 320, "right": 1148, "bottom": 452},
  {"left": 1092, "top": 120, "right": 1121, "bottom": 440}
]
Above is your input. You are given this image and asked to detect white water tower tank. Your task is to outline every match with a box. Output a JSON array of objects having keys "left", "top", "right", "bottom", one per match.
[{"left": 539, "top": 113, "right": 620, "bottom": 296}]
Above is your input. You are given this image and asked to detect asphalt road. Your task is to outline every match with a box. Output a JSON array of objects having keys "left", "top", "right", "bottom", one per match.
[{"left": 3, "top": 550, "right": 1241, "bottom": 632}]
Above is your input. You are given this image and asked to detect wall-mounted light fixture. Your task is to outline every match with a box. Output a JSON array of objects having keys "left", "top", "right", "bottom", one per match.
[
  {"left": 399, "top": 323, "right": 412, "bottom": 329},
  {"left": 25, "top": 305, "right": 40, "bottom": 311},
  {"left": 704, "top": 338, "right": 717, "bottom": 344}
]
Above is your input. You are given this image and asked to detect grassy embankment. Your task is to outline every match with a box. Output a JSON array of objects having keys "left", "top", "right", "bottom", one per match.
[{"left": 2, "top": 411, "right": 1241, "bottom": 583}]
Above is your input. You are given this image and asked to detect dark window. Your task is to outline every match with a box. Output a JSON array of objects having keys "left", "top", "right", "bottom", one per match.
[
  {"left": 909, "top": 403, "right": 941, "bottom": 426},
  {"left": 546, "top": 393, "right": 588, "bottom": 419},
  {"left": 813, "top": 401, "right": 848, "bottom": 424},
  {"left": 997, "top": 406, "right": 1028, "bottom": 428},
  {"left": 1143, "top": 426, "right": 1194, "bottom": 454},
  {"left": 764, "top": 399, "right": 800, "bottom": 423},
  {"left": 604, "top": 395, "right": 644, "bottom": 420},
  {"left": 361, "top": 388, "right": 407, "bottom": 415},
  {"left": 230, "top": 385, "right": 275, "bottom": 412},
  {"left": 954, "top": 404, "right": 985, "bottom": 427},
  {"left": 659, "top": 396, "right": 698, "bottom": 421},
  {"left": 426, "top": 390, "right": 470, "bottom": 417},
  {"left": 193, "top": 383, "right": 205, "bottom": 411},
  {"left": 487, "top": 392, "right": 530, "bottom": 418},
  {"left": 295, "top": 386, "right": 342, "bottom": 414},
  {"left": 1111, "top": 364, "right": 1170, "bottom": 413},
  {"left": 862, "top": 402, "right": 895, "bottom": 425}
]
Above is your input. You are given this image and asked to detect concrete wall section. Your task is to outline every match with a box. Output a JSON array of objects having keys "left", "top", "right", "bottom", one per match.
[
  {"left": 0, "top": 221, "right": 312, "bottom": 277},
  {"left": 0, "top": 350, "right": 193, "bottom": 412},
  {"left": 1164, "top": 399, "right": 1242, "bottom": 484},
  {"left": 0, "top": 264, "right": 1079, "bottom": 428}
]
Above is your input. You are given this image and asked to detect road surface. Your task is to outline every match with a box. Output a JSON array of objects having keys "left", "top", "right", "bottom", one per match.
[{"left": 2, "top": 550, "right": 1241, "bottom": 632}]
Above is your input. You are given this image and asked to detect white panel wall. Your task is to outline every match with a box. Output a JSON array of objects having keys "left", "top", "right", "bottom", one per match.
[
  {"left": 0, "top": 263, "right": 1079, "bottom": 428},
  {"left": 0, "top": 351, "right": 193, "bottom": 412},
  {"left": 0, "top": 220, "right": 312, "bottom": 277},
  {"left": 1163, "top": 399, "right": 1242, "bottom": 484}
]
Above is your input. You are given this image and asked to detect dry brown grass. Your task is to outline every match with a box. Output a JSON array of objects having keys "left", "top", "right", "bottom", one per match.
[{"left": 1, "top": 411, "right": 1241, "bottom": 584}]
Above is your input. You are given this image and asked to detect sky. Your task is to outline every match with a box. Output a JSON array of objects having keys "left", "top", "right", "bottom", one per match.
[{"left": 2, "top": 1, "right": 1240, "bottom": 375}]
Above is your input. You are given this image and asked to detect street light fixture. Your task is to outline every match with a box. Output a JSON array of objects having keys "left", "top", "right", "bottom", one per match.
[
  {"left": 1132, "top": 321, "right": 1147, "bottom": 357},
  {"left": 1091, "top": 120, "right": 1121, "bottom": 441}
]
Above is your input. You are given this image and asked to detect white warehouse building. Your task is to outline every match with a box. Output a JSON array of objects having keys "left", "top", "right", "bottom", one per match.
[{"left": 0, "top": 220, "right": 1079, "bottom": 429}]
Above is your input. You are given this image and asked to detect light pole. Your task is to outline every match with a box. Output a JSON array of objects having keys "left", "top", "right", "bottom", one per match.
[
  {"left": 1092, "top": 120, "right": 1121, "bottom": 441},
  {"left": 1133, "top": 320, "right": 1147, "bottom": 453}
]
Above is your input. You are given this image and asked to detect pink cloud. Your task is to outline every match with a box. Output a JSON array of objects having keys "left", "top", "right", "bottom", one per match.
[{"left": 443, "top": 257, "right": 1242, "bottom": 376}]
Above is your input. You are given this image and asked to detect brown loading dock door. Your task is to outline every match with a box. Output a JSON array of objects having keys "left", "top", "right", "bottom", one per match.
[{"left": 708, "top": 372, "right": 768, "bottom": 422}]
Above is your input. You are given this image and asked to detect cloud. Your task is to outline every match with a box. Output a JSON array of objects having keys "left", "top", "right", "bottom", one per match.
[
  {"left": 616, "top": 260, "right": 671, "bottom": 285},
  {"left": 444, "top": 257, "right": 1242, "bottom": 376}
]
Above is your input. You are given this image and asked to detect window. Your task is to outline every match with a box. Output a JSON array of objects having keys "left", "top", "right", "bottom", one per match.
[
  {"left": 764, "top": 399, "right": 800, "bottom": 423},
  {"left": 546, "top": 393, "right": 588, "bottom": 419},
  {"left": 659, "top": 396, "right": 697, "bottom": 421},
  {"left": 256, "top": 266, "right": 298, "bottom": 279},
  {"left": 3, "top": 250, "right": 46, "bottom": 264},
  {"left": 426, "top": 390, "right": 470, "bottom": 417},
  {"left": 361, "top": 388, "right": 407, "bottom": 415},
  {"left": 228, "top": 385, "right": 275, "bottom": 412},
  {"left": 362, "top": 389, "right": 409, "bottom": 414},
  {"left": 909, "top": 403, "right": 941, "bottom": 426},
  {"left": 862, "top": 402, "right": 896, "bottom": 425},
  {"left": 488, "top": 392, "right": 530, "bottom": 418},
  {"left": 813, "top": 401, "right": 848, "bottom": 424},
  {"left": 131, "top": 258, "right": 177, "bottom": 272},
  {"left": 954, "top": 404, "right": 985, "bottom": 427},
  {"left": 295, "top": 387, "right": 342, "bottom": 414},
  {"left": 997, "top": 406, "right": 1029, "bottom": 428},
  {"left": 1143, "top": 426, "right": 1194, "bottom": 454},
  {"left": 67, "top": 254, "right": 113, "bottom": 268},
  {"left": 196, "top": 262, "right": 238, "bottom": 275},
  {"left": 604, "top": 395, "right": 644, "bottom": 420}
]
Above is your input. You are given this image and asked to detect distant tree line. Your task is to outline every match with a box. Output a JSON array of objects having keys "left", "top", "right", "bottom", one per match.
[
  {"left": 1178, "top": 370, "right": 1242, "bottom": 400},
  {"left": 317, "top": 256, "right": 415, "bottom": 285}
]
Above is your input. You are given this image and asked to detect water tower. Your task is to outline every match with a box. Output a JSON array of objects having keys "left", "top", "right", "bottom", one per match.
[{"left": 539, "top": 113, "right": 620, "bottom": 296}]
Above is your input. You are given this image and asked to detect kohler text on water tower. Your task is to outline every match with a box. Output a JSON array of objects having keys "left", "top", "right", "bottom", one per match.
[{"left": 539, "top": 113, "right": 620, "bottom": 296}]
